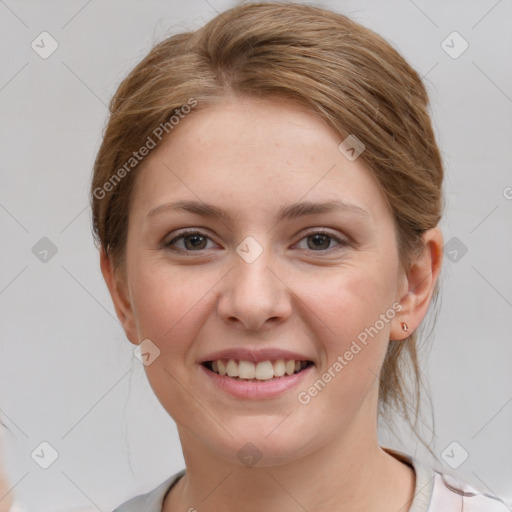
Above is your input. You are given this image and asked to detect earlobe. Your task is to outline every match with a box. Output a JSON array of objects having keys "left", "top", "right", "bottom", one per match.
[
  {"left": 99, "top": 249, "right": 139, "bottom": 345},
  {"left": 390, "top": 227, "right": 443, "bottom": 341}
]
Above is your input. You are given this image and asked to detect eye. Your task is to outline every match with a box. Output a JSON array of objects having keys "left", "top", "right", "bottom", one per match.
[
  {"left": 294, "top": 230, "right": 348, "bottom": 252},
  {"left": 163, "top": 229, "right": 349, "bottom": 254},
  {"left": 164, "top": 230, "right": 218, "bottom": 252}
]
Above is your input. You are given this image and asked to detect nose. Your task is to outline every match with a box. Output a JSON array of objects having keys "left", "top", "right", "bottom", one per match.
[{"left": 217, "top": 248, "right": 292, "bottom": 332}]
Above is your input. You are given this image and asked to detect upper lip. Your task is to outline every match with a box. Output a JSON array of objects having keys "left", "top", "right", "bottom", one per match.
[{"left": 199, "top": 348, "right": 314, "bottom": 364}]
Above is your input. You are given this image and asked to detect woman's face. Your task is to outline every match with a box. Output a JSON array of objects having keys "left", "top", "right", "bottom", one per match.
[{"left": 113, "top": 96, "right": 413, "bottom": 465}]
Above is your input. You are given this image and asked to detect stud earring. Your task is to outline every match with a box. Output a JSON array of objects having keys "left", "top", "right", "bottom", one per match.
[{"left": 401, "top": 322, "right": 409, "bottom": 332}]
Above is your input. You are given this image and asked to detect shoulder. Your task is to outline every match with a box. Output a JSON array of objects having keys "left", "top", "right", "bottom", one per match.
[
  {"left": 428, "top": 470, "right": 510, "bottom": 512},
  {"left": 383, "top": 447, "right": 510, "bottom": 512},
  {"left": 111, "top": 470, "right": 185, "bottom": 512}
]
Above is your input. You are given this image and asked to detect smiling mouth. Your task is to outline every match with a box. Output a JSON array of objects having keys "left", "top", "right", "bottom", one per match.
[{"left": 202, "top": 359, "right": 314, "bottom": 381}]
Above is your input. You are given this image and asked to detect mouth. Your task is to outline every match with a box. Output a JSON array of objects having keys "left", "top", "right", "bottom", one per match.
[{"left": 202, "top": 358, "right": 314, "bottom": 381}]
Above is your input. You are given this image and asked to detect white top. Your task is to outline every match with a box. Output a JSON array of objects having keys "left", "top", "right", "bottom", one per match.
[{"left": 111, "top": 447, "right": 510, "bottom": 512}]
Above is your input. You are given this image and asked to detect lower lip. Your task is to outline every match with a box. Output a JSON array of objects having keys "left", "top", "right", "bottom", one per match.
[{"left": 200, "top": 364, "right": 314, "bottom": 399}]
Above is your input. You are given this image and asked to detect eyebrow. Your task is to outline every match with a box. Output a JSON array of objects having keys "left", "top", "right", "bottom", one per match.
[{"left": 147, "top": 199, "right": 370, "bottom": 223}]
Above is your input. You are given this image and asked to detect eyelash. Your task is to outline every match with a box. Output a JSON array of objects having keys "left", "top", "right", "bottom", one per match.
[{"left": 163, "top": 228, "right": 349, "bottom": 254}]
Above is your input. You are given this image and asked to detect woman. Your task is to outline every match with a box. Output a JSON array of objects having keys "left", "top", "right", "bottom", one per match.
[{"left": 90, "top": 2, "right": 509, "bottom": 511}]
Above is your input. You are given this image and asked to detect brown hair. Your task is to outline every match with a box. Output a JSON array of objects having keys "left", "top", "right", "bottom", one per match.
[{"left": 90, "top": 2, "right": 444, "bottom": 450}]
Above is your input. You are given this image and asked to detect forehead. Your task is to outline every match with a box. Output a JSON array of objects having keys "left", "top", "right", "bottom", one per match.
[{"left": 130, "top": 96, "right": 390, "bottom": 224}]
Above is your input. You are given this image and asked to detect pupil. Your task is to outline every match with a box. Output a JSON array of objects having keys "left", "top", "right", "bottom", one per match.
[
  {"left": 308, "top": 234, "right": 329, "bottom": 250},
  {"left": 186, "top": 235, "right": 206, "bottom": 250}
]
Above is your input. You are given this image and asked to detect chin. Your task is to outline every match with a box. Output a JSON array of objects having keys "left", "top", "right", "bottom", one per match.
[{"left": 207, "top": 423, "right": 312, "bottom": 468}]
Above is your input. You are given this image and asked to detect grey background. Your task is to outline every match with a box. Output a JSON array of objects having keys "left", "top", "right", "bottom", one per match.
[{"left": 0, "top": 0, "right": 511, "bottom": 510}]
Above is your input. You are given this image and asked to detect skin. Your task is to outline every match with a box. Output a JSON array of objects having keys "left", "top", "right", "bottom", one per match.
[
  {"left": 0, "top": 435, "right": 13, "bottom": 512},
  {"left": 101, "top": 95, "right": 443, "bottom": 512}
]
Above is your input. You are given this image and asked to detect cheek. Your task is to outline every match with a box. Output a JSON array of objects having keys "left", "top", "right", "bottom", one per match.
[
  {"left": 312, "top": 259, "right": 399, "bottom": 397},
  {"left": 128, "top": 263, "right": 221, "bottom": 417},
  {"left": 128, "top": 259, "right": 229, "bottom": 368},
  {"left": 292, "top": 259, "right": 399, "bottom": 412},
  {"left": 299, "top": 262, "right": 396, "bottom": 345}
]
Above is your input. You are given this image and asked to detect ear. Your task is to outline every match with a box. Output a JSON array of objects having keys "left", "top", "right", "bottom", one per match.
[
  {"left": 390, "top": 227, "right": 443, "bottom": 341},
  {"left": 100, "top": 248, "right": 139, "bottom": 345}
]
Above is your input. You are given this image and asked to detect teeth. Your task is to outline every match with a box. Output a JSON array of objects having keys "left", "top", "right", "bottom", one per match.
[
  {"left": 207, "top": 358, "right": 309, "bottom": 380},
  {"left": 255, "top": 361, "right": 274, "bottom": 380},
  {"left": 273, "top": 359, "right": 286, "bottom": 377},
  {"left": 218, "top": 359, "right": 227, "bottom": 376},
  {"left": 226, "top": 359, "right": 238, "bottom": 377},
  {"left": 238, "top": 360, "right": 256, "bottom": 379}
]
